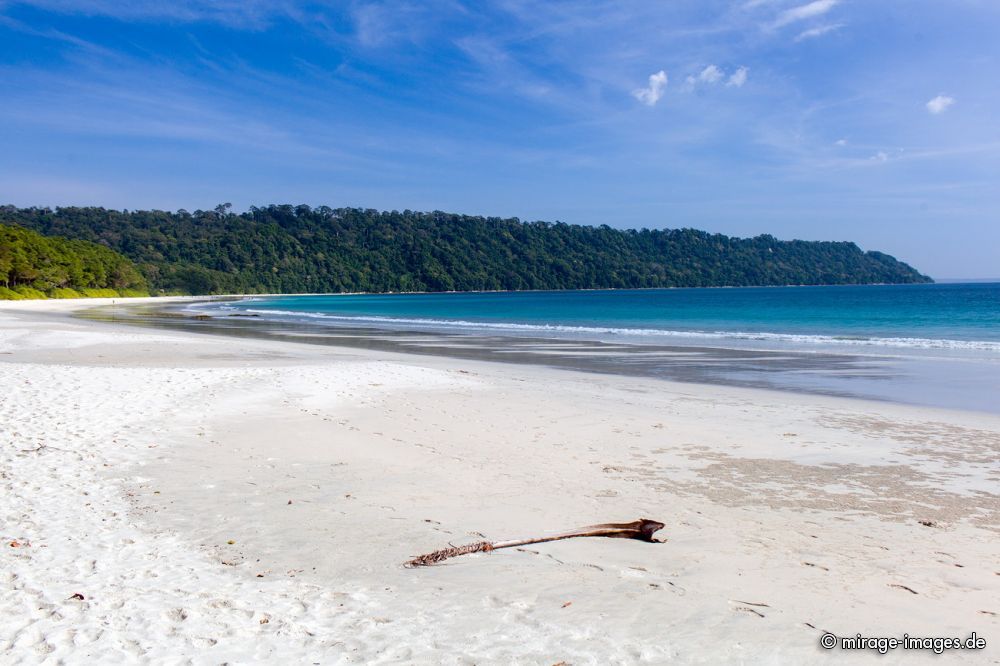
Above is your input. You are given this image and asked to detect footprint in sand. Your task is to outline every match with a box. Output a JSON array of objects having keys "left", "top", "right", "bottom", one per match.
[{"left": 163, "top": 607, "right": 188, "bottom": 622}]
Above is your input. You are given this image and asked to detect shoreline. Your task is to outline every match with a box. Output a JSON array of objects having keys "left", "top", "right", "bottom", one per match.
[
  {"left": 74, "top": 295, "right": 1000, "bottom": 416},
  {"left": 1, "top": 299, "right": 997, "bottom": 662}
]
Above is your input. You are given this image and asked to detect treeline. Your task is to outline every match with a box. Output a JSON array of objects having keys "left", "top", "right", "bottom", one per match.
[
  {"left": 0, "top": 204, "right": 931, "bottom": 295},
  {"left": 0, "top": 222, "right": 148, "bottom": 299}
]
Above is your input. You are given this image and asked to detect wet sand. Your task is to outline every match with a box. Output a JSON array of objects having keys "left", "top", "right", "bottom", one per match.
[{"left": 80, "top": 299, "right": 1000, "bottom": 414}]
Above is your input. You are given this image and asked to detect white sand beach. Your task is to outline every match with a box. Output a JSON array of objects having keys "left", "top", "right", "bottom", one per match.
[{"left": 1, "top": 298, "right": 997, "bottom": 664}]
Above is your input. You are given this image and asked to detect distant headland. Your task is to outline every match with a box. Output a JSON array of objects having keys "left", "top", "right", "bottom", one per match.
[{"left": 1, "top": 204, "right": 931, "bottom": 297}]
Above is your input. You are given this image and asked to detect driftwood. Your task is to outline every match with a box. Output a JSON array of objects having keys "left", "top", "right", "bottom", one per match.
[{"left": 405, "top": 518, "right": 665, "bottom": 567}]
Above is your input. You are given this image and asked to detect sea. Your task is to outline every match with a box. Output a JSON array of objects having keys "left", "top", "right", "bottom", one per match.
[{"left": 178, "top": 283, "right": 1000, "bottom": 414}]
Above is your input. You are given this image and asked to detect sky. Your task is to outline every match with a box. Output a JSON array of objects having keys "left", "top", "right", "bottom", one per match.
[{"left": 1, "top": 1, "right": 998, "bottom": 278}]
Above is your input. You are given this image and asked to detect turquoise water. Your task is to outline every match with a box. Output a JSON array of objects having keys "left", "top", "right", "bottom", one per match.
[
  {"left": 219, "top": 283, "right": 1000, "bottom": 355},
  {"left": 171, "top": 283, "right": 1000, "bottom": 412}
]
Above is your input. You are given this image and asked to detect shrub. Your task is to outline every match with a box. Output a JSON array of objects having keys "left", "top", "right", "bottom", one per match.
[
  {"left": 117, "top": 288, "right": 151, "bottom": 298},
  {"left": 49, "top": 287, "right": 82, "bottom": 299},
  {"left": 0, "top": 286, "right": 26, "bottom": 300},
  {"left": 13, "top": 286, "right": 46, "bottom": 299},
  {"left": 80, "top": 288, "right": 120, "bottom": 298}
]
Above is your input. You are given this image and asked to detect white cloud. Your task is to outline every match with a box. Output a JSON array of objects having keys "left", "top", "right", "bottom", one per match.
[
  {"left": 926, "top": 95, "right": 955, "bottom": 114},
  {"left": 871, "top": 151, "right": 888, "bottom": 162},
  {"left": 726, "top": 66, "right": 749, "bottom": 87},
  {"left": 699, "top": 65, "right": 723, "bottom": 84},
  {"left": 794, "top": 23, "right": 844, "bottom": 42},
  {"left": 774, "top": 0, "right": 839, "bottom": 28},
  {"left": 684, "top": 65, "right": 746, "bottom": 91},
  {"left": 835, "top": 138, "right": 847, "bottom": 146},
  {"left": 633, "top": 70, "right": 668, "bottom": 106}
]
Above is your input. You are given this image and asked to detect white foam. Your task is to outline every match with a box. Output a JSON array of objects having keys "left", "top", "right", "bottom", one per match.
[{"left": 202, "top": 306, "right": 1000, "bottom": 354}]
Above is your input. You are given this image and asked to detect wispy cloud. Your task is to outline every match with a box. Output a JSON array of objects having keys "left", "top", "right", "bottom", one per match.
[
  {"left": 1, "top": 0, "right": 292, "bottom": 29},
  {"left": 349, "top": 2, "right": 441, "bottom": 49},
  {"left": 351, "top": 3, "right": 394, "bottom": 47},
  {"left": 633, "top": 70, "right": 667, "bottom": 106},
  {"left": 3, "top": 0, "right": 458, "bottom": 48},
  {"left": 773, "top": 0, "right": 839, "bottom": 28},
  {"left": 726, "top": 66, "right": 749, "bottom": 87},
  {"left": 794, "top": 22, "right": 844, "bottom": 41},
  {"left": 0, "top": 12, "right": 116, "bottom": 55},
  {"left": 926, "top": 95, "right": 955, "bottom": 114}
]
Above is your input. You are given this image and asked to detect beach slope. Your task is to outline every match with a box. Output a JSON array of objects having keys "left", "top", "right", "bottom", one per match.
[{"left": 1, "top": 299, "right": 997, "bottom": 663}]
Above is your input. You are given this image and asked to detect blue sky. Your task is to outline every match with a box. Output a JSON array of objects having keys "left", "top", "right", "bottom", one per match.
[{"left": 1, "top": 1, "right": 998, "bottom": 278}]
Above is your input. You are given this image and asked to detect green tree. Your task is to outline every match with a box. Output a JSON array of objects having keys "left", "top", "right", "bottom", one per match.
[{"left": 0, "top": 204, "right": 932, "bottom": 296}]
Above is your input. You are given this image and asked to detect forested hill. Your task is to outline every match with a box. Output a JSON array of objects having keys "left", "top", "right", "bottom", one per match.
[
  {"left": 0, "top": 222, "right": 148, "bottom": 299},
  {"left": 1, "top": 205, "right": 931, "bottom": 295}
]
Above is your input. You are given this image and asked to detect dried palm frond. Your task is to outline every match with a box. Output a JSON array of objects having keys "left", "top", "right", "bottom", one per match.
[{"left": 405, "top": 518, "right": 664, "bottom": 567}]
